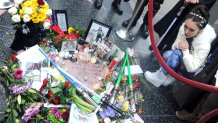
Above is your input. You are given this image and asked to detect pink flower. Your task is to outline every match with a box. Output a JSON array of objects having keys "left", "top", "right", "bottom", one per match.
[
  {"left": 13, "top": 68, "right": 23, "bottom": 79},
  {"left": 127, "top": 47, "right": 135, "bottom": 57}
]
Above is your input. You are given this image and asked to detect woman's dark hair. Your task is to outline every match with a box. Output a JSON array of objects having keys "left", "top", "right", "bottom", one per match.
[{"left": 186, "top": 5, "right": 210, "bottom": 29}]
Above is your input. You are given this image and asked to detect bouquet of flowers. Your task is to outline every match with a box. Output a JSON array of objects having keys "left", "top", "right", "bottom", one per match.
[{"left": 8, "top": 0, "right": 52, "bottom": 30}]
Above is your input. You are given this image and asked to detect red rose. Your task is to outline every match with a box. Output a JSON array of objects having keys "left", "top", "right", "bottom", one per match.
[
  {"left": 11, "top": 54, "right": 17, "bottom": 61},
  {"left": 64, "top": 81, "right": 70, "bottom": 88},
  {"left": 134, "top": 82, "right": 140, "bottom": 88},
  {"left": 39, "top": 79, "right": 49, "bottom": 92},
  {"left": 48, "top": 90, "right": 53, "bottom": 97},
  {"left": 132, "top": 75, "right": 138, "bottom": 81},
  {"left": 49, "top": 97, "right": 59, "bottom": 104},
  {"left": 37, "top": 0, "right": 45, "bottom": 5}
]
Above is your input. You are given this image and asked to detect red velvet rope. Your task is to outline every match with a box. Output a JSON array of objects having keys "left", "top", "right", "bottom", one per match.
[
  {"left": 147, "top": 0, "right": 218, "bottom": 93},
  {"left": 196, "top": 109, "right": 218, "bottom": 123}
]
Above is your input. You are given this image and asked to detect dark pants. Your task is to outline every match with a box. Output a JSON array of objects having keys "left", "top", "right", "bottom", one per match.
[
  {"left": 131, "top": 0, "right": 164, "bottom": 26},
  {"left": 175, "top": 54, "right": 218, "bottom": 120}
]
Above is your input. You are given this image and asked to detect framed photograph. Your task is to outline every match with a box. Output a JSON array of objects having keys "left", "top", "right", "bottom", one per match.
[
  {"left": 85, "top": 19, "right": 112, "bottom": 45},
  {"left": 61, "top": 40, "right": 77, "bottom": 51},
  {"left": 52, "top": 10, "right": 68, "bottom": 32}
]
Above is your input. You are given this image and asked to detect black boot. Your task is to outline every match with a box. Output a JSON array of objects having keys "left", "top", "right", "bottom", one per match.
[
  {"left": 112, "top": 0, "right": 123, "bottom": 15},
  {"left": 94, "top": 0, "right": 102, "bottom": 9},
  {"left": 140, "top": 24, "right": 149, "bottom": 39},
  {"left": 121, "top": 18, "right": 137, "bottom": 27}
]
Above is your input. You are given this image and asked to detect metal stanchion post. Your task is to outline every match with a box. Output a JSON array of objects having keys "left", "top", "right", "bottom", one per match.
[{"left": 116, "top": 0, "right": 144, "bottom": 41}]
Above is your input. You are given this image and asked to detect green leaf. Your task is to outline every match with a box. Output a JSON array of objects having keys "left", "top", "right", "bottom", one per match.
[
  {"left": 16, "top": 103, "right": 22, "bottom": 112},
  {"left": 17, "top": 94, "right": 22, "bottom": 105},
  {"left": 51, "top": 88, "right": 62, "bottom": 94},
  {"left": 7, "top": 109, "right": 16, "bottom": 123},
  {"left": 16, "top": 119, "right": 20, "bottom": 123},
  {"left": 12, "top": 109, "right": 18, "bottom": 117},
  {"left": 28, "top": 88, "right": 37, "bottom": 93},
  {"left": 6, "top": 108, "right": 11, "bottom": 112}
]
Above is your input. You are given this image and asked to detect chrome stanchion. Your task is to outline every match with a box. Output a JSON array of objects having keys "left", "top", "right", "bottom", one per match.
[
  {"left": 116, "top": 0, "right": 144, "bottom": 41},
  {"left": 0, "top": 0, "right": 14, "bottom": 9}
]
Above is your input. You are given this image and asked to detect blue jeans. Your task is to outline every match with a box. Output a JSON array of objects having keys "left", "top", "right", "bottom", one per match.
[{"left": 160, "top": 49, "right": 182, "bottom": 75}]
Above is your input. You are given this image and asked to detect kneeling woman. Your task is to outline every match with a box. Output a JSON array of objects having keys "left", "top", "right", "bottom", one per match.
[{"left": 144, "top": 5, "right": 216, "bottom": 87}]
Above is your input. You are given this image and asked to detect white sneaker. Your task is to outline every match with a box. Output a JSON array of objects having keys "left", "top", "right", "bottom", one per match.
[
  {"left": 162, "top": 74, "right": 175, "bottom": 86},
  {"left": 144, "top": 70, "right": 166, "bottom": 87},
  {"left": 144, "top": 70, "right": 176, "bottom": 87}
]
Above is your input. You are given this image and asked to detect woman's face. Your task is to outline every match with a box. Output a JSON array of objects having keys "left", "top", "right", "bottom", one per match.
[{"left": 184, "top": 19, "right": 201, "bottom": 38}]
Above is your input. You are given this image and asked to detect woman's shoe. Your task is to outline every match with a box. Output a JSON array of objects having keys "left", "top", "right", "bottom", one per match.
[{"left": 144, "top": 70, "right": 175, "bottom": 87}]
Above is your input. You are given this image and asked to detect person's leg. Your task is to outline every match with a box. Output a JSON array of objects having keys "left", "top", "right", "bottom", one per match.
[
  {"left": 112, "top": 0, "right": 123, "bottom": 15},
  {"left": 122, "top": 0, "right": 148, "bottom": 27},
  {"left": 140, "top": 0, "right": 164, "bottom": 38},
  {"left": 144, "top": 50, "right": 181, "bottom": 87},
  {"left": 197, "top": 93, "right": 218, "bottom": 119},
  {"left": 94, "top": 0, "right": 103, "bottom": 9}
]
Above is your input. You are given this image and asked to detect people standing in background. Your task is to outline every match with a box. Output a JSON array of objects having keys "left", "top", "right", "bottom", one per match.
[
  {"left": 94, "top": 0, "right": 130, "bottom": 15},
  {"left": 121, "top": 0, "right": 164, "bottom": 38},
  {"left": 150, "top": 0, "right": 216, "bottom": 52}
]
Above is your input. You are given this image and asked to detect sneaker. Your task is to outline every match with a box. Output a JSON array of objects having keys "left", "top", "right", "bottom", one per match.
[
  {"left": 144, "top": 70, "right": 166, "bottom": 87},
  {"left": 176, "top": 110, "right": 196, "bottom": 122},
  {"left": 162, "top": 74, "right": 175, "bottom": 86}
]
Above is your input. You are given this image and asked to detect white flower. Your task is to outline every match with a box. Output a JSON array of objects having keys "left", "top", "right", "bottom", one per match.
[
  {"left": 14, "top": 0, "right": 23, "bottom": 4},
  {"left": 46, "top": 9, "right": 52, "bottom": 16},
  {"left": 43, "top": 21, "right": 51, "bottom": 29},
  {"left": 23, "top": 14, "right": 30, "bottom": 22},
  {"left": 11, "top": 14, "right": 21, "bottom": 23},
  {"left": 24, "top": 7, "right": 33, "bottom": 15},
  {"left": 8, "top": 7, "right": 17, "bottom": 15}
]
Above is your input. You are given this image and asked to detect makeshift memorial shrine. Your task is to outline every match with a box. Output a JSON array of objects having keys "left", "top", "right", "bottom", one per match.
[
  {"left": 0, "top": 42, "right": 145, "bottom": 123},
  {"left": 9, "top": 0, "right": 52, "bottom": 51}
]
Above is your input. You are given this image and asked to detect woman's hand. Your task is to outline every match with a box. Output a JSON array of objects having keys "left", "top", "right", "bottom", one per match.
[
  {"left": 178, "top": 41, "right": 189, "bottom": 51},
  {"left": 184, "top": 0, "right": 199, "bottom": 4}
]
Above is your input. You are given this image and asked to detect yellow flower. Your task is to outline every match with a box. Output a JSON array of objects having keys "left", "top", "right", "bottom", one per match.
[
  {"left": 68, "top": 27, "right": 75, "bottom": 34},
  {"left": 37, "top": 13, "right": 46, "bottom": 22},
  {"left": 30, "top": 11, "right": 37, "bottom": 19},
  {"left": 32, "top": 17, "right": 39, "bottom": 23},
  {"left": 19, "top": 9, "right": 25, "bottom": 17},
  {"left": 62, "top": 109, "right": 66, "bottom": 112},
  {"left": 121, "top": 101, "right": 129, "bottom": 112},
  {"left": 39, "top": 8, "right": 46, "bottom": 15},
  {"left": 116, "top": 95, "right": 124, "bottom": 101},
  {"left": 40, "top": 3, "right": 49, "bottom": 10},
  {"left": 22, "top": 1, "right": 32, "bottom": 7}
]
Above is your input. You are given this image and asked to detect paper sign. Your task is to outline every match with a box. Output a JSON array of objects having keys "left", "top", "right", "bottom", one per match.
[
  {"left": 16, "top": 45, "right": 46, "bottom": 63},
  {"left": 124, "top": 65, "right": 143, "bottom": 75}
]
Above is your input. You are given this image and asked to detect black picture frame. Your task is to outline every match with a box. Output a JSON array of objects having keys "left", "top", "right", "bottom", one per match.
[
  {"left": 85, "top": 19, "right": 112, "bottom": 45},
  {"left": 52, "top": 10, "right": 69, "bottom": 33}
]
